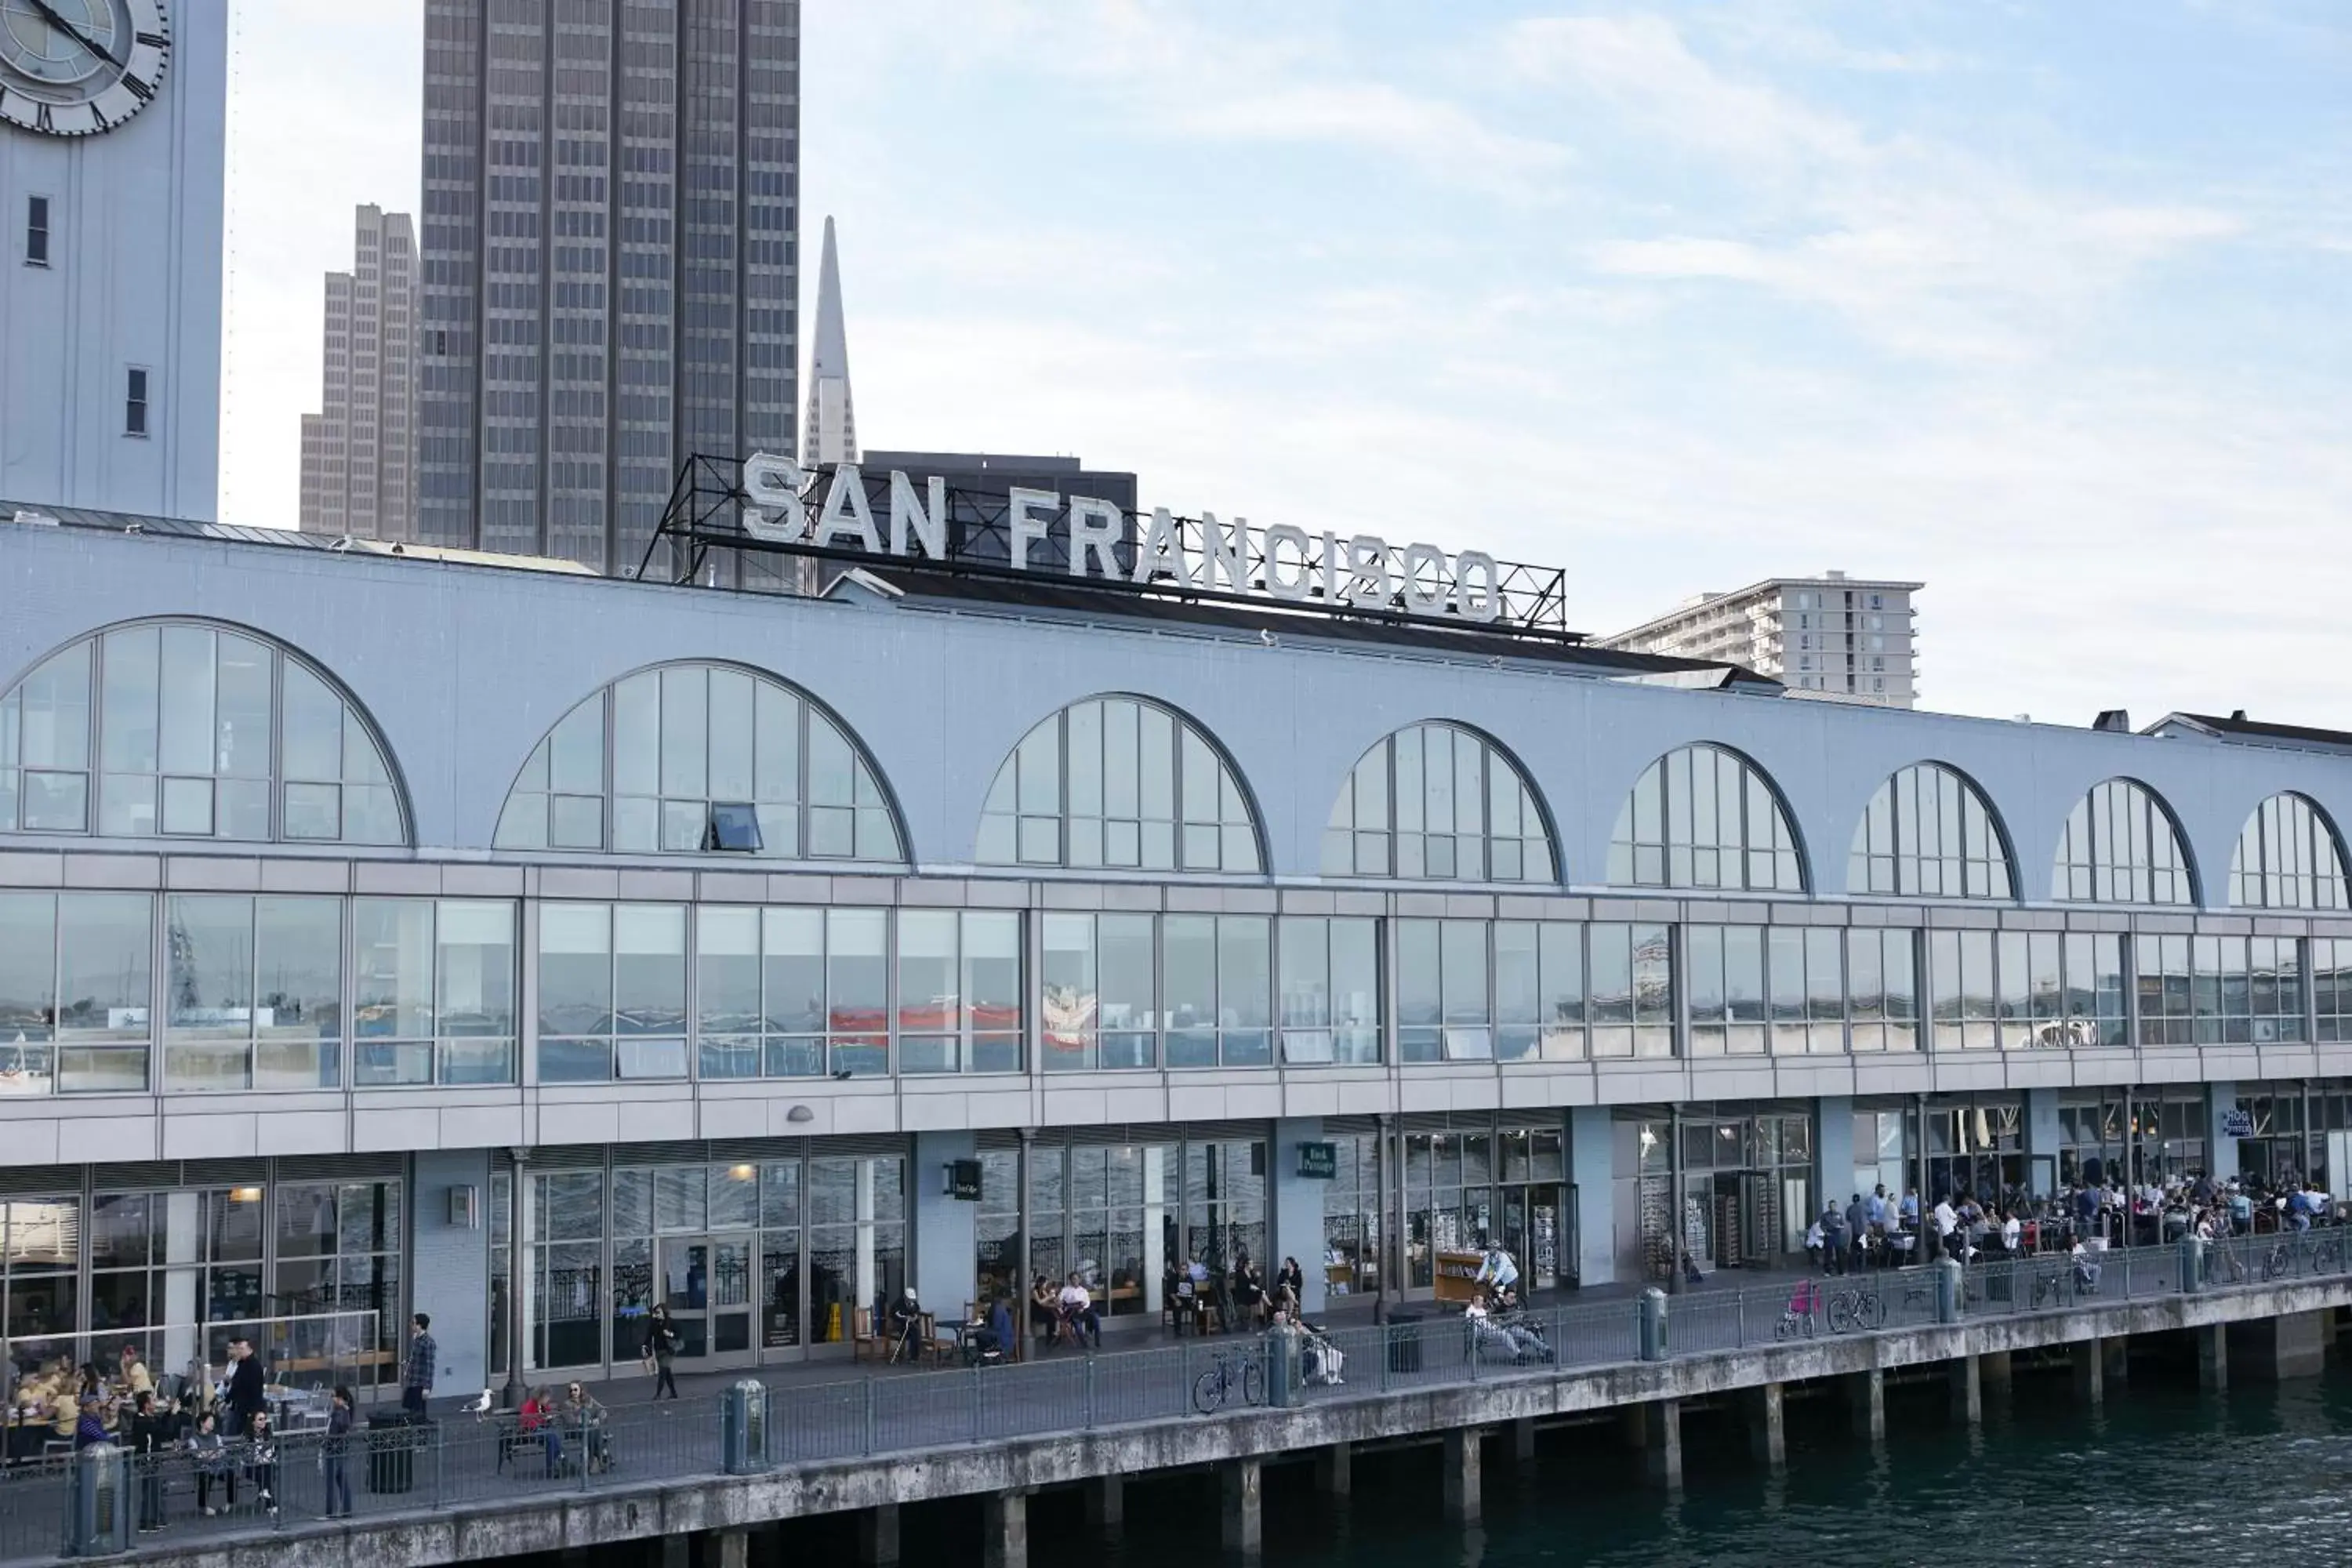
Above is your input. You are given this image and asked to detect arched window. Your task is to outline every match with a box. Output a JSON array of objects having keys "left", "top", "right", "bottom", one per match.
[
  {"left": 2051, "top": 778, "right": 2194, "bottom": 905},
  {"left": 1847, "top": 763, "right": 2013, "bottom": 899},
  {"left": 1320, "top": 723, "right": 1554, "bottom": 882},
  {"left": 493, "top": 663, "right": 904, "bottom": 861},
  {"left": 977, "top": 696, "right": 1260, "bottom": 873},
  {"left": 0, "top": 619, "right": 404, "bottom": 844},
  {"left": 2228, "top": 792, "right": 2347, "bottom": 909},
  {"left": 1608, "top": 743, "right": 1805, "bottom": 892}
]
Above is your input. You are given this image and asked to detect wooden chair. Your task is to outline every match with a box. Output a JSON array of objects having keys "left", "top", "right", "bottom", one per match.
[
  {"left": 925, "top": 1311, "right": 960, "bottom": 1364},
  {"left": 849, "top": 1305, "right": 884, "bottom": 1363}
]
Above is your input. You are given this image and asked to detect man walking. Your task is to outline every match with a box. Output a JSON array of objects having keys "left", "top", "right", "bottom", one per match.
[{"left": 404, "top": 1313, "right": 437, "bottom": 1417}]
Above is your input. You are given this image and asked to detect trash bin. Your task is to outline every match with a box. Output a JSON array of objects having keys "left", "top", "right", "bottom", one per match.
[
  {"left": 65, "top": 1445, "right": 129, "bottom": 1557},
  {"left": 368, "top": 1410, "right": 422, "bottom": 1494},
  {"left": 1386, "top": 1312, "right": 1425, "bottom": 1374},
  {"left": 721, "top": 1380, "right": 769, "bottom": 1475}
]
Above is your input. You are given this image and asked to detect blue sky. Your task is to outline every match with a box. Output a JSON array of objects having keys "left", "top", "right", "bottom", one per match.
[{"left": 221, "top": 1, "right": 2351, "bottom": 724}]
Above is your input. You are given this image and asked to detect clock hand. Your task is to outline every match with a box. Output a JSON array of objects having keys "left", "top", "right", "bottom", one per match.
[{"left": 21, "top": 0, "right": 123, "bottom": 72}]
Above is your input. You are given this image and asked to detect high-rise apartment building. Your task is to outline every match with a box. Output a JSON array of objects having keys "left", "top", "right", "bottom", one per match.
[
  {"left": 0, "top": 0, "right": 226, "bottom": 518},
  {"left": 416, "top": 0, "right": 800, "bottom": 577},
  {"left": 802, "top": 215, "right": 853, "bottom": 466},
  {"left": 1597, "top": 572, "right": 1922, "bottom": 707},
  {"left": 299, "top": 205, "right": 419, "bottom": 541}
]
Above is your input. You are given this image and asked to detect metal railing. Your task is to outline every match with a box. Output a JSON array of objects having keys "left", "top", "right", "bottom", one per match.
[{"left": 6, "top": 1236, "right": 2351, "bottom": 1566}]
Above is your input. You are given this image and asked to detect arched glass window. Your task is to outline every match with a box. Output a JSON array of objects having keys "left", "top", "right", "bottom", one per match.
[
  {"left": 2051, "top": 778, "right": 2194, "bottom": 905},
  {"left": 1320, "top": 723, "right": 1554, "bottom": 881},
  {"left": 493, "top": 663, "right": 904, "bottom": 861},
  {"left": 977, "top": 696, "right": 1260, "bottom": 873},
  {"left": 1847, "top": 763, "right": 2013, "bottom": 899},
  {"left": 1607, "top": 743, "right": 1805, "bottom": 892},
  {"left": 2228, "top": 792, "right": 2347, "bottom": 909},
  {"left": 0, "top": 620, "right": 404, "bottom": 844}
]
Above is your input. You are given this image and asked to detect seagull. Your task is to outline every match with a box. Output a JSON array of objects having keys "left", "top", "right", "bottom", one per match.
[
  {"left": 1258, "top": 629, "right": 1277, "bottom": 648},
  {"left": 467, "top": 1388, "right": 493, "bottom": 1415}
]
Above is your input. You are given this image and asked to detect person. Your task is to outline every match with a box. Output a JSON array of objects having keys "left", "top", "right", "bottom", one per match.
[
  {"left": 644, "top": 1305, "right": 681, "bottom": 1399},
  {"left": 224, "top": 1339, "right": 265, "bottom": 1440},
  {"left": 2070, "top": 1237, "right": 2102, "bottom": 1295},
  {"left": 2001, "top": 1209, "right": 2023, "bottom": 1257},
  {"left": 190, "top": 1410, "right": 234, "bottom": 1516},
  {"left": 129, "top": 1390, "right": 169, "bottom": 1532},
  {"left": 518, "top": 1386, "right": 564, "bottom": 1475},
  {"left": 1805, "top": 1215, "right": 1826, "bottom": 1272},
  {"left": 888, "top": 1287, "right": 925, "bottom": 1362},
  {"left": 1820, "top": 1204, "right": 1848, "bottom": 1277},
  {"left": 322, "top": 1386, "right": 354, "bottom": 1518},
  {"left": 1900, "top": 1187, "right": 1922, "bottom": 1232},
  {"left": 982, "top": 1296, "right": 1015, "bottom": 1360},
  {"left": 1058, "top": 1273, "right": 1102, "bottom": 1349},
  {"left": 118, "top": 1343, "right": 154, "bottom": 1398},
  {"left": 1029, "top": 1276, "right": 1061, "bottom": 1346},
  {"left": 1932, "top": 1195, "right": 1962, "bottom": 1263},
  {"left": 1276, "top": 1256, "right": 1305, "bottom": 1308},
  {"left": 247, "top": 1409, "right": 279, "bottom": 1517},
  {"left": 1845, "top": 1194, "right": 1870, "bottom": 1272},
  {"left": 564, "top": 1382, "right": 609, "bottom": 1473},
  {"left": 1475, "top": 1240, "right": 1520, "bottom": 1303},
  {"left": 1232, "top": 1257, "right": 1265, "bottom": 1327},
  {"left": 404, "top": 1312, "right": 437, "bottom": 1417}
]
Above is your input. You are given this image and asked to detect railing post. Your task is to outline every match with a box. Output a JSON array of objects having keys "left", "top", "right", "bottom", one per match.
[
  {"left": 1084, "top": 1352, "right": 1098, "bottom": 1428},
  {"left": 862, "top": 1374, "right": 878, "bottom": 1455},
  {"left": 970, "top": 1363, "right": 982, "bottom": 1445},
  {"left": 430, "top": 1421, "right": 445, "bottom": 1510}
]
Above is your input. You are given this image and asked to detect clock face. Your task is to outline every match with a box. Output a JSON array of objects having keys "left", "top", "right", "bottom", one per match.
[{"left": 0, "top": 0, "right": 170, "bottom": 136}]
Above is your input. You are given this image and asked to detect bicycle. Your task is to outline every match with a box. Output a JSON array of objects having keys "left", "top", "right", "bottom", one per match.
[
  {"left": 1825, "top": 1287, "right": 1884, "bottom": 1334},
  {"left": 1191, "top": 1347, "right": 1267, "bottom": 1415},
  {"left": 2263, "top": 1236, "right": 2298, "bottom": 1282}
]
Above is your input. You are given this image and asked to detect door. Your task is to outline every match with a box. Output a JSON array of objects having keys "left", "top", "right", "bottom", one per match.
[{"left": 659, "top": 1234, "right": 758, "bottom": 1367}]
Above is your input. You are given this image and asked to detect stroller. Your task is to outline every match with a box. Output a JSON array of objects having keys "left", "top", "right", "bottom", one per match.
[
  {"left": 1298, "top": 1322, "right": 1347, "bottom": 1386},
  {"left": 1777, "top": 1279, "right": 1820, "bottom": 1340}
]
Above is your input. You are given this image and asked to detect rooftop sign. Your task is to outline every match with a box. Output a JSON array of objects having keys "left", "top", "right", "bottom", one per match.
[{"left": 644, "top": 452, "right": 1579, "bottom": 641}]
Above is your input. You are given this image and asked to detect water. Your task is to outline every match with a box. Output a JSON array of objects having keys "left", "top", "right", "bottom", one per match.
[{"left": 1050, "top": 1358, "right": 2352, "bottom": 1568}]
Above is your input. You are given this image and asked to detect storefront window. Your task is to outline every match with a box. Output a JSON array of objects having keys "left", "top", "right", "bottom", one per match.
[
  {"left": 807, "top": 1157, "right": 906, "bottom": 1345},
  {"left": 529, "top": 1171, "right": 605, "bottom": 1369},
  {"left": 273, "top": 1180, "right": 401, "bottom": 1376},
  {"left": 975, "top": 1151, "right": 1020, "bottom": 1310},
  {"left": 2, "top": 1198, "right": 82, "bottom": 1349},
  {"left": 1320, "top": 1133, "right": 1381, "bottom": 1299},
  {"left": 1183, "top": 1140, "right": 1265, "bottom": 1274}
]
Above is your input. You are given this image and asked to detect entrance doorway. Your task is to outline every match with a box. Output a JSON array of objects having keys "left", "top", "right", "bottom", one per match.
[{"left": 659, "top": 1234, "right": 757, "bottom": 1367}]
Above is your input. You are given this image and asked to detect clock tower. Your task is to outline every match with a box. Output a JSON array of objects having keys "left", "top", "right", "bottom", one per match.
[{"left": 0, "top": 0, "right": 223, "bottom": 518}]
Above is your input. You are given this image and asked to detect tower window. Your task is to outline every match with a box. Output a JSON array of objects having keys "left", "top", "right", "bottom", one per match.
[
  {"left": 125, "top": 368, "right": 150, "bottom": 437},
  {"left": 25, "top": 196, "right": 49, "bottom": 266}
]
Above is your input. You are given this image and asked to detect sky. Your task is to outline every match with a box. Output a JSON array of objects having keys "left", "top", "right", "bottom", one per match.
[{"left": 220, "top": 1, "right": 2352, "bottom": 727}]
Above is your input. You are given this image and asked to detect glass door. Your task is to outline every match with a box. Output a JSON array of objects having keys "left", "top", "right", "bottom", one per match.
[{"left": 659, "top": 1234, "right": 760, "bottom": 1367}]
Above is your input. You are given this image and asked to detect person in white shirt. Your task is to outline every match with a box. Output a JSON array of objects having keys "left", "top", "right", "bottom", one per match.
[
  {"left": 1930, "top": 1197, "right": 1959, "bottom": 1261},
  {"left": 2069, "top": 1237, "right": 2102, "bottom": 1294},
  {"left": 1057, "top": 1275, "right": 1102, "bottom": 1348},
  {"left": 1805, "top": 1218, "right": 1827, "bottom": 1271},
  {"left": 2000, "top": 1212, "right": 2022, "bottom": 1255}
]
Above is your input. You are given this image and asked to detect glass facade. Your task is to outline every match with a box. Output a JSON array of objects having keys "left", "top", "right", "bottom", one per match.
[
  {"left": 495, "top": 665, "right": 902, "bottom": 862},
  {"left": 0, "top": 622, "right": 404, "bottom": 846},
  {"left": 1848, "top": 763, "right": 2013, "bottom": 899},
  {"left": 1609, "top": 744, "right": 1805, "bottom": 893},
  {"left": 2051, "top": 778, "right": 2195, "bottom": 905},
  {"left": 977, "top": 697, "right": 1261, "bottom": 873},
  {"left": 2228, "top": 792, "right": 2349, "bottom": 910},
  {"left": 164, "top": 895, "right": 343, "bottom": 1092},
  {"left": 1403, "top": 1125, "right": 1568, "bottom": 1289},
  {"left": 1396, "top": 919, "right": 1671, "bottom": 1062},
  {"left": 1321, "top": 724, "right": 1554, "bottom": 882},
  {"left": 520, "top": 1152, "right": 905, "bottom": 1373}
]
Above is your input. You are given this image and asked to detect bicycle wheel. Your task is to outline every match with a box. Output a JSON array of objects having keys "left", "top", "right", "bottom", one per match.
[
  {"left": 1827, "top": 1295, "right": 1857, "bottom": 1334},
  {"left": 1856, "top": 1291, "right": 1885, "bottom": 1331},
  {"left": 1241, "top": 1359, "right": 1267, "bottom": 1407},
  {"left": 1192, "top": 1367, "right": 1227, "bottom": 1416}
]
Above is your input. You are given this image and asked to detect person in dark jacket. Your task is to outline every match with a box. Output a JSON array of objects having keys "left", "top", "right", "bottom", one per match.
[
  {"left": 322, "top": 1387, "right": 354, "bottom": 1518},
  {"left": 224, "top": 1339, "right": 265, "bottom": 1439},
  {"left": 189, "top": 1411, "right": 234, "bottom": 1515},
  {"left": 403, "top": 1313, "right": 437, "bottom": 1417},
  {"left": 644, "top": 1305, "right": 681, "bottom": 1399},
  {"left": 129, "top": 1392, "right": 169, "bottom": 1532}
]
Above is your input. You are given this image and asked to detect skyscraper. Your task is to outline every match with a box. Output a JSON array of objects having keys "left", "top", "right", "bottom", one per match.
[
  {"left": 416, "top": 0, "right": 800, "bottom": 577},
  {"left": 0, "top": 0, "right": 225, "bottom": 518},
  {"left": 802, "top": 214, "right": 853, "bottom": 466},
  {"left": 1596, "top": 572, "right": 1922, "bottom": 707},
  {"left": 299, "top": 205, "right": 419, "bottom": 541}
]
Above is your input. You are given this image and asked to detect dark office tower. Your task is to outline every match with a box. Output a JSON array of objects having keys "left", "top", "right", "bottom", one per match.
[{"left": 416, "top": 0, "right": 800, "bottom": 579}]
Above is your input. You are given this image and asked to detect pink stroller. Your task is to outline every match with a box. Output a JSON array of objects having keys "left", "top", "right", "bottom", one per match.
[{"left": 1777, "top": 1278, "right": 1820, "bottom": 1339}]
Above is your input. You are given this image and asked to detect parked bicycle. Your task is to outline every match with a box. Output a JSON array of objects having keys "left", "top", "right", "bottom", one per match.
[
  {"left": 1824, "top": 1286, "right": 1885, "bottom": 1334},
  {"left": 1191, "top": 1347, "right": 1267, "bottom": 1415}
]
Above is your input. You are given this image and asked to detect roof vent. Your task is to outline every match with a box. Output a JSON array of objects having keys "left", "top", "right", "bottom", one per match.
[
  {"left": 2230, "top": 709, "right": 2248, "bottom": 723},
  {"left": 2092, "top": 710, "right": 2131, "bottom": 733},
  {"left": 10, "top": 509, "right": 58, "bottom": 528}
]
